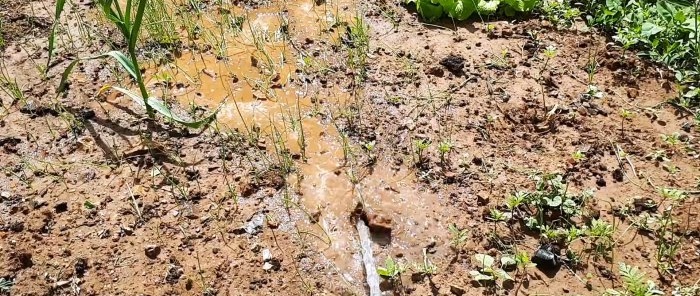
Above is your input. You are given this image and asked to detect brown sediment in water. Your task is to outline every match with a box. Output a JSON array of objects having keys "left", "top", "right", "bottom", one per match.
[{"left": 143, "top": 0, "right": 450, "bottom": 280}]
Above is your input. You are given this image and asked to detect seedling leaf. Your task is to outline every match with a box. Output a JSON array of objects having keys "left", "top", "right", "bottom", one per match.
[
  {"left": 474, "top": 254, "right": 494, "bottom": 267},
  {"left": 58, "top": 51, "right": 137, "bottom": 94},
  {"left": 111, "top": 86, "right": 221, "bottom": 129},
  {"left": 501, "top": 256, "right": 516, "bottom": 268},
  {"left": 469, "top": 270, "right": 494, "bottom": 281}
]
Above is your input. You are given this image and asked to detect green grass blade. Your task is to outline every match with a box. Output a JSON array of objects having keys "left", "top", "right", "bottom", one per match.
[
  {"left": 57, "top": 51, "right": 137, "bottom": 94},
  {"left": 129, "top": 0, "right": 148, "bottom": 52},
  {"left": 47, "top": 0, "right": 67, "bottom": 72},
  {"left": 111, "top": 86, "right": 222, "bottom": 129}
]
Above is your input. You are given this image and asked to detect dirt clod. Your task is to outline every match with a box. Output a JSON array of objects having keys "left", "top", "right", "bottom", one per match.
[
  {"left": 145, "top": 245, "right": 162, "bottom": 259},
  {"left": 439, "top": 54, "right": 466, "bottom": 75}
]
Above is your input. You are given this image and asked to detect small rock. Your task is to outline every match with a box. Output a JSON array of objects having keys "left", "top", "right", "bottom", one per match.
[
  {"left": 439, "top": 54, "right": 466, "bottom": 75},
  {"left": 74, "top": 258, "right": 88, "bottom": 277},
  {"left": 244, "top": 213, "right": 265, "bottom": 235},
  {"left": 596, "top": 177, "right": 607, "bottom": 187},
  {"left": 365, "top": 213, "right": 392, "bottom": 235},
  {"left": 262, "top": 249, "right": 273, "bottom": 262},
  {"left": 145, "top": 245, "right": 161, "bottom": 259},
  {"left": 0, "top": 191, "right": 10, "bottom": 199},
  {"left": 263, "top": 262, "right": 275, "bottom": 271},
  {"left": 450, "top": 284, "right": 466, "bottom": 295},
  {"left": 627, "top": 88, "right": 639, "bottom": 99}
]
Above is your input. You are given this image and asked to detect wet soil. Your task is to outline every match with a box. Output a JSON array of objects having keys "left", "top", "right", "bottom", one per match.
[{"left": 1, "top": 0, "right": 699, "bottom": 295}]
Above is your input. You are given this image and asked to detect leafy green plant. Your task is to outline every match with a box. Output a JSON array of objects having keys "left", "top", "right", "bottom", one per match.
[
  {"left": 377, "top": 257, "right": 405, "bottom": 280},
  {"left": 437, "top": 139, "right": 453, "bottom": 164},
  {"left": 572, "top": 150, "right": 586, "bottom": 163},
  {"left": 414, "top": 248, "right": 438, "bottom": 276},
  {"left": 661, "top": 133, "right": 682, "bottom": 146},
  {"left": 469, "top": 254, "right": 513, "bottom": 283},
  {"left": 586, "top": 219, "right": 615, "bottom": 257},
  {"left": 584, "top": 0, "right": 699, "bottom": 105},
  {"left": 54, "top": 0, "right": 220, "bottom": 128},
  {"left": 449, "top": 224, "right": 469, "bottom": 250},
  {"left": 406, "top": 0, "right": 538, "bottom": 22},
  {"left": 605, "top": 263, "right": 663, "bottom": 296},
  {"left": 540, "top": 0, "right": 581, "bottom": 28},
  {"left": 413, "top": 139, "right": 431, "bottom": 165}
]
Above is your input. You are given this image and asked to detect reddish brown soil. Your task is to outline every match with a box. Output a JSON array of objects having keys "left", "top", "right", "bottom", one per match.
[{"left": 1, "top": 0, "right": 699, "bottom": 296}]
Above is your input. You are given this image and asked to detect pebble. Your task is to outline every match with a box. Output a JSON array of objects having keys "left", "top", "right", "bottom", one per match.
[{"left": 145, "top": 245, "right": 161, "bottom": 259}]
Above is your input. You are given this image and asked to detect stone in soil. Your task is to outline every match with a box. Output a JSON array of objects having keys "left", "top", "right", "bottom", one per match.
[
  {"left": 439, "top": 54, "right": 466, "bottom": 75},
  {"left": 145, "top": 244, "right": 161, "bottom": 259}
]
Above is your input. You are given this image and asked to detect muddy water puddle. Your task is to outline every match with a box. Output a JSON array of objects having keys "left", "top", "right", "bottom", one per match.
[{"left": 146, "top": 0, "right": 450, "bottom": 285}]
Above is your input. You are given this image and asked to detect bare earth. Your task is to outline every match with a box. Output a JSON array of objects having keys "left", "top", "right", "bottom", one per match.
[{"left": 1, "top": 0, "right": 699, "bottom": 295}]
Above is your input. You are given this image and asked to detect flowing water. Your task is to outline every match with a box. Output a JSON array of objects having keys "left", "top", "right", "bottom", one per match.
[{"left": 146, "top": 0, "right": 450, "bottom": 285}]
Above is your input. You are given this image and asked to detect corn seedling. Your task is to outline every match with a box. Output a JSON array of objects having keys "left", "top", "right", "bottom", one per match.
[{"left": 53, "top": 0, "right": 220, "bottom": 129}]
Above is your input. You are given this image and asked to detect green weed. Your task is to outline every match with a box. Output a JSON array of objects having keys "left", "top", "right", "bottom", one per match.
[{"left": 605, "top": 263, "right": 663, "bottom": 296}]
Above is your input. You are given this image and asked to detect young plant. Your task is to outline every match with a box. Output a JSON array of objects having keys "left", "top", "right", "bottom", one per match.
[
  {"left": 539, "top": 45, "right": 557, "bottom": 111},
  {"left": 414, "top": 248, "right": 438, "bottom": 277},
  {"left": 586, "top": 219, "right": 615, "bottom": 258},
  {"left": 660, "top": 133, "right": 681, "bottom": 147},
  {"left": 413, "top": 139, "right": 431, "bottom": 166},
  {"left": 605, "top": 263, "right": 663, "bottom": 296},
  {"left": 377, "top": 256, "right": 405, "bottom": 280},
  {"left": 571, "top": 150, "right": 586, "bottom": 163},
  {"left": 437, "top": 139, "right": 453, "bottom": 165},
  {"left": 54, "top": 0, "right": 219, "bottom": 128},
  {"left": 469, "top": 254, "right": 513, "bottom": 284},
  {"left": 619, "top": 109, "right": 634, "bottom": 137},
  {"left": 448, "top": 224, "right": 469, "bottom": 251}
]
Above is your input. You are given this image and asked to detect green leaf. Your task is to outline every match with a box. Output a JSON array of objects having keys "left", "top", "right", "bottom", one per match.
[
  {"left": 474, "top": 254, "right": 494, "bottom": 267},
  {"left": 641, "top": 22, "right": 664, "bottom": 36},
  {"left": 546, "top": 195, "right": 562, "bottom": 207},
  {"left": 503, "top": 0, "right": 537, "bottom": 12},
  {"left": 416, "top": 0, "right": 445, "bottom": 21},
  {"left": 47, "top": 0, "right": 67, "bottom": 71},
  {"left": 500, "top": 256, "right": 516, "bottom": 268},
  {"left": 84, "top": 200, "right": 96, "bottom": 209},
  {"left": 58, "top": 51, "right": 137, "bottom": 94},
  {"left": 477, "top": 0, "right": 500, "bottom": 15},
  {"left": 448, "top": 0, "right": 480, "bottom": 20},
  {"left": 469, "top": 270, "right": 494, "bottom": 281},
  {"left": 111, "top": 86, "right": 221, "bottom": 129}
]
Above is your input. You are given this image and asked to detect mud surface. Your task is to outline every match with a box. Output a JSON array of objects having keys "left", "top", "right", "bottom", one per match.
[{"left": 1, "top": 0, "right": 699, "bottom": 295}]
